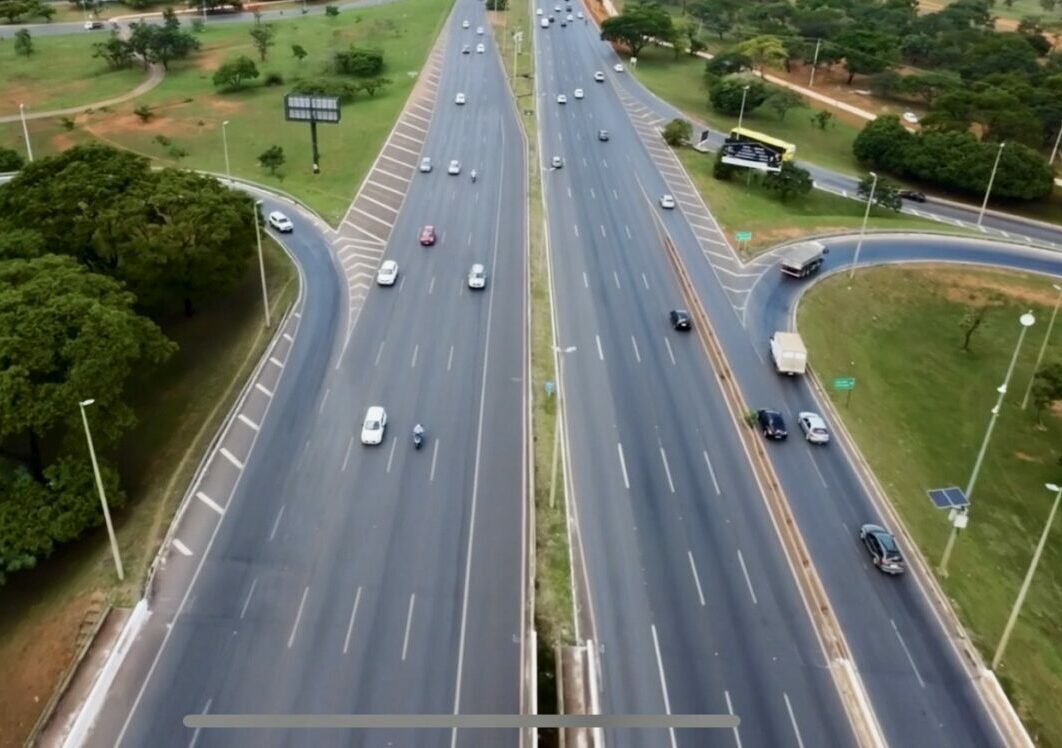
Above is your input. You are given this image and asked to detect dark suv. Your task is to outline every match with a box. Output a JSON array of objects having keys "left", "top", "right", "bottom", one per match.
[
  {"left": 669, "top": 309, "right": 692, "bottom": 331},
  {"left": 860, "top": 524, "right": 906, "bottom": 574},
  {"left": 756, "top": 409, "right": 787, "bottom": 440}
]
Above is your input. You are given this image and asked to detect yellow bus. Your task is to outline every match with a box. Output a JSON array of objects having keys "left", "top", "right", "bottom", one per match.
[{"left": 728, "top": 128, "right": 796, "bottom": 162}]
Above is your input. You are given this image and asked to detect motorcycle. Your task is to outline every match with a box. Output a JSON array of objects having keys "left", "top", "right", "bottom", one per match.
[
  {"left": 471, "top": 170, "right": 478, "bottom": 183},
  {"left": 413, "top": 427, "right": 425, "bottom": 450}
]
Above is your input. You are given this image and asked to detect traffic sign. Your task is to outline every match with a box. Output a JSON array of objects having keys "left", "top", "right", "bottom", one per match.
[
  {"left": 735, "top": 231, "right": 752, "bottom": 242},
  {"left": 544, "top": 381, "right": 555, "bottom": 396},
  {"left": 832, "top": 377, "right": 856, "bottom": 391}
]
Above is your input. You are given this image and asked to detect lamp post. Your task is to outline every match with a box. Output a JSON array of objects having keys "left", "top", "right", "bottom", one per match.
[
  {"left": 736, "top": 85, "right": 750, "bottom": 132},
  {"left": 849, "top": 172, "right": 877, "bottom": 280},
  {"left": 939, "top": 311, "right": 1035, "bottom": 576},
  {"left": 79, "top": 399, "right": 124, "bottom": 581},
  {"left": 977, "top": 141, "right": 1005, "bottom": 227},
  {"left": 19, "top": 103, "right": 33, "bottom": 162},
  {"left": 221, "top": 120, "right": 231, "bottom": 178},
  {"left": 992, "top": 483, "right": 1062, "bottom": 670},
  {"left": 549, "top": 345, "right": 577, "bottom": 510},
  {"left": 1050, "top": 121, "right": 1062, "bottom": 166},
  {"left": 1020, "top": 283, "right": 1062, "bottom": 410},
  {"left": 253, "top": 201, "right": 272, "bottom": 329},
  {"left": 808, "top": 39, "right": 822, "bottom": 88}
]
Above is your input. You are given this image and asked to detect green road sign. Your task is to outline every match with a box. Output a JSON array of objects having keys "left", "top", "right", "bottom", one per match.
[
  {"left": 735, "top": 231, "right": 752, "bottom": 242},
  {"left": 832, "top": 377, "right": 856, "bottom": 391}
]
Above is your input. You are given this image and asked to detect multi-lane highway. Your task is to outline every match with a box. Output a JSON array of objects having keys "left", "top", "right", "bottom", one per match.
[{"left": 74, "top": 3, "right": 528, "bottom": 746}]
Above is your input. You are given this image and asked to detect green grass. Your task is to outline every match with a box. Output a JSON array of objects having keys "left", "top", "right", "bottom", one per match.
[
  {"left": 0, "top": 32, "right": 148, "bottom": 116},
  {"left": 799, "top": 266, "right": 1062, "bottom": 747}
]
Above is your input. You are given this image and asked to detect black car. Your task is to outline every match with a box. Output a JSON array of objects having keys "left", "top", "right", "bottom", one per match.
[
  {"left": 859, "top": 524, "right": 906, "bottom": 574},
  {"left": 597, "top": 129, "right": 610, "bottom": 142},
  {"left": 669, "top": 309, "right": 692, "bottom": 331},
  {"left": 756, "top": 409, "right": 787, "bottom": 440},
  {"left": 898, "top": 189, "right": 926, "bottom": 203}
]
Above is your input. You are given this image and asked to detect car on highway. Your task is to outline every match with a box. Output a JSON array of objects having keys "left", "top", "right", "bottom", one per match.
[
  {"left": 462, "top": 19, "right": 470, "bottom": 28},
  {"left": 536, "top": 7, "right": 543, "bottom": 14},
  {"left": 899, "top": 189, "right": 926, "bottom": 202},
  {"left": 553, "top": 3, "right": 561, "bottom": 9},
  {"left": 594, "top": 71, "right": 605, "bottom": 82},
  {"left": 560, "top": 19, "right": 567, "bottom": 26},
  {"left": 756, "top": 409, "right": 788, "bottom": 440},
  {"left": 476, "top": 25, "right": 485, "bottom": 34},
  {"left": 376, "top": 260, "right": 399, "bottom": 286},
  {"left": 419, "top": 225, "right": 437, "bottom": 245},
  {"left": 557, "top": 94, "right": 567, "bottom": 104},
  {"left": 567, "top": 13, "right": 574, "bottom": 21},
  {"left": 577, "top": 10, "right": 584, "bottom": 17},
  {"left": 613, "top": 63, "right": 625, "bottom": 72},
  {"left": 448, "top": 159, "right": 461, "bottom": 175},
  {"left": 797, "top": 412, "right": 830, "bottom": 444},
  {"left": 420, "top": 157, "right": 432, "bottom": 173},
  {"left": 461, "top": 44, "right": 471, "bottom": 54},
  {"left": 669, "top": 309, "right": 692, "bottom": 331},
  {"left": 597, "top": 129, "right": 610, "bottom": 141},
  {"left": 84, "top": 19, "right": 105, "bottom": 29},
  {"left": 476, "top": 43, "right": 485, "bottom": 53},
  {"left": 859, "top": 524, "right": 906, "bottom": 574},
  {"left": 455, "top": 92, "right": 467, "bottom": 105},
  {"left": 540, "top": 17, "right": 550, "bottom": 27},
  {"left": 659, "top": 195, "right": 676, "bottom": 209},
  {"left": 361, "top": 406, "right": 387, "bottom": 445},
  {"left": 267, "top": 211, "right": 294, "bottom": 233},
  {"left": 468, "top": 263, "right": 487, "bottom": 289},
  {"left": 574, "top": 88, "right": 584, "bottom": 99},
  {"left": 550, "top": 155, "right": 564, "bottom": 168}
]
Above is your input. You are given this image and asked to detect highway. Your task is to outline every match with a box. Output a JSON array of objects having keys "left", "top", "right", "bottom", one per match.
[{"left": 75, "top": 3, "right": 528, "bottom": 746}]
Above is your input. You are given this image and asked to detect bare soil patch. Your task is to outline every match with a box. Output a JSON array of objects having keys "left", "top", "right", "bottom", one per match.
[
  {"left": 83, "top": 109, "right": 204, "bottom": 141},
  {"left": 924, "top": 265, "right": 1062, "bottom": 308}
]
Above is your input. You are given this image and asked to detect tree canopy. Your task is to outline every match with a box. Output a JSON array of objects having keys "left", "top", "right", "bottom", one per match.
[{"left": 600, "top": 1, "right": 673, "bottom": 58}]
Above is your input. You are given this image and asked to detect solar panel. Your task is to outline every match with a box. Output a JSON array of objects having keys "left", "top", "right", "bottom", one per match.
[{"left": 927, "top": 487, "right": 969, "bottom": 509}]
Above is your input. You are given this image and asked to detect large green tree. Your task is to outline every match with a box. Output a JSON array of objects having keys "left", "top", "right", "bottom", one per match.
[
  {"left": 213, "top": 55, "right": 260, "bottom": 90},
  {"left": 599, "top": 1, "right": 673, "bottom": 58},
  {"left": 709, "top": 74, "right": 769, "bottom": 116},
  {"left": 835, "top": 29, "right": 900, "bottom": 85},
  {"left": 731, "top": 35, "right": 788, "bottom": 77}
]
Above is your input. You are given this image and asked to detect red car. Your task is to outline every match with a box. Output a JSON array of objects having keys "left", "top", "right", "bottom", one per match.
[{"left": 419, "top": 225, "right": 436, "bottom": 246}]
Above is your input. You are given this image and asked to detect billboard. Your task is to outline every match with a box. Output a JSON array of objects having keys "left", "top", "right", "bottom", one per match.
[{"left": 720, "top": 139, "right": 783, "bottom": 172}]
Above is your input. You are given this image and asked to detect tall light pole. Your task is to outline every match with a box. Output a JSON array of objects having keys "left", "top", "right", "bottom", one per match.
[
  {"left": 19, "top": 103, "right": 33, "bottom": 163},
  {"left": 808, "top": 39, "right": 822, "bottom": 88},
  {"left": 549, "top": 345, "right": 577, "bottom": 510},
  {"left": 1050, "top": 121, "right": 1062, "bottom": 166},
  {"left": 736, "top": 85, "right": 750, "bottom": 132},
  {"left": 253, "top": 201, "right": 272, "bottom": 329},
  {"left": 992, "top": 482, "right": 1062, "bottom": 670},
  {"left": 221, "top": 120, "right": 231, "bottom": 178},
  {"left": 849, "top": 172, "right": 877, "bottom": 280},
  {"left": 977, "top": 141, "right": 1005, "bottom": 227},
  {"left": 79, "top": 399, "right": 124, "bottom": 582},
  {"left": 939, "top": 311, "right": 1035, "bottom": 576},
  {"left": 1021, "top": 283, "right": 1062, "bottom": 410}
]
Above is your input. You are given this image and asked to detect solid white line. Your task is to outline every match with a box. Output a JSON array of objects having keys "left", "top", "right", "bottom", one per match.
[
  {"left": 582, "top": 272, "right": 589, "bottom": 288},
  {"left": 268, "top": 504, "right": 285, "bottom": 542},
  {"left": 891, "top": 619, "right": 926, "bottom": 687},
  {"left": 687, "top": 552, "right": 706, "bottom": 606},
  {"left": 196, "top": 491, "right": 223, "bottom": 515},
  {"left": 703, "top": 451, "right": 721, "bottom": 495},
  {"left": 590, "top": 187, "right": 596, "bottom": 200},
  {"left": 447, "top": 345, "right": 454, "bottom": 372},
  {"left": 612, "top": 188, "right": 618, "bottom": 199},
  {"left": 599, "top": 224, "right": 607, "bottom": 238},
  {"left": 287, "top": 586, "right": 310, "bottom": 649},
  {"left": 631, "top": 336, "right": 642, "bottom": 363},
  {"left": 642, "top": 272, "right": 649, "bottom": 289},
  {"left": 188, "top": 698, "right": 212, "bottom": 748},
  {"left": 411, "top": 344, "right": 419, "bottom": 368},
  {"left": 342, "top": 437, "right": 355, "bottom": 472},
  {"left": 219, "top": 448, "right": 244, "bottom": 470},
  {"left": 724, "top": 690, "right": 743, "bottom": 748},
  {"left": 625, "top": 224, "right": 632, "bottom": 239},
  {"left": 387, "top": 436, "right": 397, "bottom": 473},
  {"left": 255, "top": 382, "right": 273, "bottom": 397},
  {"left": 650, "top": 625, "right": 678, "bottom": 748},
  {"left": 374, "top": 341, "right": 385, "bottom": 367},
  {"left": 402, "top": 594, "right": 416, "bottom": 661},
  {"left": 269, "top": 356, "right": 284, "bottom": 368},
  {"left": 429, "top": 276, "right": 436, "bottom": 295},
  {"left": 659, "top": 447, "right": 675, "bottom": 493},
  {"left": 282, "top": 333, "right": 293, "bottom": 342},
  {"left": 237, "top": 414, "right": 259, "bottom": 432},
  {"left": 239, "top": 578, "right": 257, "bottom": 620},
  {"left": 172, "top": 538, "right": 192, "bottom": 556},
  {"left": 343, "top": 586, "right": 363, "bottom": 655},
  {"left": 783, "top": 692, "right": 806, "bottom": 748},
  {"left": 737, "top": 550, "right": 758, "bottom": 605},
  {"left": 664, "top": 337, "right": 676, "bottom": 366},
  {"left": 808, "top": 454, "right": 828, "bottom": 487},
  {"left": 318, "top": 387, "right": 331, "bottom": 415},
  {"left": 430, "top": 439, "right": 439, "bottom": 482},
  {"left": 603, "top": 158, "right": 609, "bottom": 169},
  {"left": 613, "top": 270, "right": 621, "bottom": 289},
  {"left": 617, "top": 443, "right": 630, "bottom": 490},
  {"left": 596, "top": 334, "right": 604, "bottom": 360},
  {"left": 573, "top": 224, "right": 579, "bottom": 237}
]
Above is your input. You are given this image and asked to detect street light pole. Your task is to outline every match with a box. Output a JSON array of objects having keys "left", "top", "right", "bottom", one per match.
[
  {"left": 19, "top": 103, "right": 33, "bottom": 162},
  {"left": 222, "top": 120, "right": 231, "bottom": 178},
  {"left": 253, "top": 201, "right": 272, "bottom": 329},
  {"left": 849, "top": 172, "right": 877, "bottom": 280},
  {"left": 939, "top": 311, "right": 1035, "bottom": 576},
  {"left": 1050, "top": 121, "right": 1062, "bottom": 165},
  {"left": 1020, "top": 283, "right": 1062, "bottom": 410},
  {"left": 977, "top": 141, "right": 1005, "bottom": 227},
  {"left": 992, "top": 483, "right": 1062, "bottom": 670},
  {"left": 79, "top": 399, "right": 124, "bottom": 581},
  {"left": 736, "top": 85, "right": 750, "bottom": 132},
  {"left": 808, "top": 39, "right": 822, "bottom": 88},
  {"left": 549, "top": 345, "right": 577, "bottom": 510}
]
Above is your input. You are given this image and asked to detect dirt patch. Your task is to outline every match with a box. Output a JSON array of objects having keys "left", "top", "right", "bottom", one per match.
[
  {"left": 1, "top": 83, "right": 48, "bottom": 113},
  {"left": 50, "top": 132, "right": 79, "bottom": 151},
  {"left": 1014, "top": 451, "right": 1043, "bottom": 463},
  {"left": 84, "top": 109, "right": 204, "bottom": 141},
  {"left": 922, "top": 265, "right": 1062, "bottom": 308},
  {"left": 205, "top": 98, "right": 247, "bottom": 115},
  {"left": 196, "top": 47, "right": 229, "bottom": 72}
]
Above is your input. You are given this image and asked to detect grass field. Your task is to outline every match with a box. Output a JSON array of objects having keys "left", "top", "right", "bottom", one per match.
[
  {"left": 798, "top": 265, "right": 1062, "bottom": 746},
  {"left": 0, "top": 239, "right": 297, "bottom": 747}
]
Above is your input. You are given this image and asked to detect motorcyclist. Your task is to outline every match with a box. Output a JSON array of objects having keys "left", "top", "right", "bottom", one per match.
[
  {"left": 413, "top": 423, "right": 425, "bottom": 438},
  {"left": 470, "top": 169, "right": 478, "bottom": 183}
]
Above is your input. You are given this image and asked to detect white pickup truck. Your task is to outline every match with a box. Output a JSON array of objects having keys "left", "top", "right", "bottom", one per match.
[{"left": 769, "top": 332, "right": 807, "bottom": 375}]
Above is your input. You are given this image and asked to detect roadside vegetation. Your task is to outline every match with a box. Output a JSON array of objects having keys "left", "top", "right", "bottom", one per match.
[{"left": 799, "top": 265, "right": 1062, "bottom": 746}]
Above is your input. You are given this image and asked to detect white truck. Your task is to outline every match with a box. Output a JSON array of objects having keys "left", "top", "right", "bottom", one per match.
[
  {"left": 779, "top": 240, "right": 827, "bottom": 278},
  {"left": 769, "top": 332, "right": 807, "bottom": 375}
]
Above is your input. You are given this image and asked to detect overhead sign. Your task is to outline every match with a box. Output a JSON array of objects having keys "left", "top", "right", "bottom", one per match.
[
  {"left": 832, "top": 377, "right": 856, "bottom": 391},
  {"left": 283, "top": 94, "right": 341, "bottom": 123},
  {"left": 735, "top": 231, "right": 752, "bottom": 242},
  {"left": 720, "top": 139, "right": 782, "bottom": 172}
]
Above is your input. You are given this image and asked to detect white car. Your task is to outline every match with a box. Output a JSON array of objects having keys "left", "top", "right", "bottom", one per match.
[
  {"left": 594, "top": 71, "right": 605, "bottom": 82},
  {"left": 462, "top": 19, "right": 470, "bottom": 28},
  {"left": 659, "top": 195, "right": 676, "bottom": 209},
  {"left": 566, "top": 14, "right": 574, "bottom": 21},
  {"left": 553, "top": 3, "right": 561, "bottom": 9},
  {"left": 798, "top": 412, "right": 830, "bottom": 444},
  {"left": 550, "top": 155, "right": 563, "bottom": 168},
  {"left": 267, "top": 211, "right": 294, "bottom": 232},
  {"left": 448, "top": 159, "right": 461, "bottom": 175},
  {"left": 476, "top": 43, "right": 485, "bottom": 53},
  {"left": 476, "top": 25, "right": 484, "bottom": 34},
  {"left": 557, "top": 94, "right": 567, "bottom": 104},
  {"left": 613, "top": 63, "right": 625, "bottom": 72},
  {"left": 419, "top": 157, "right": 432, "bottom": 173},
  {"left": 376, "top": 260, "right": 399, "bottom": 286},
  {"left": 468, "top": 263, "right": 487, "bottom": 289},
  {"left": 361, "top": 406, "right": 387, "bottom": 445},
  {"left": 577, "top": 10, "right": 584, "bottom": 18},
  {"left": 536, "top": 7, "right": 544, "bottom": 14},
  {"left": 902, "top": 111, "right": 919, "bottom": 124},
  {"left": 574, "top": 88, "right": 584, "bottom": 99},
  {"left": 455, "top": 92, "right": 467, "bottom": 105},
  {"left": 84, "top": 19, "right": 104, "bottom": 30}
]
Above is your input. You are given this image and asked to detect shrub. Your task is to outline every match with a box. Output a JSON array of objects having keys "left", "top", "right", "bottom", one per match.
[
  {"left": 263, "top": 71, "right": 284, "bottom": 86},
  {"left": 134, "top": 104, "right": 154, "bottom": 122}
]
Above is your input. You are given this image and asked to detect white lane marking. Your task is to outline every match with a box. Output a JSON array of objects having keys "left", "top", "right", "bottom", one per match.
[
  {"left": 567, "top": 186, "right": 572, "bottom": 198},
  {"left": 599, "top": 224, "right": 607, "bottom": 238},
  {"left": 702, "top": 451, "right": 721, "bottom": 495},
  {"left": 582, "top": 272, "right": 589, "bottom": 288},
  {"left": 188, "top": 698, "right": 212, "bottom": 748},
  {"left": 891, "top": 619, "right": 926, "bottom": 688},
  {"left": 784, "top": 692, "right": 806, "bottom": 748},
  {"left": 239, "top": 578, "right": 257, "bottom": 620},
  {"left": 196, "top": 491, "right": 223, "bottom": 515},
  {"left": 617, "top": 443, "right": 630, "bottom": 489},
  {"left": 269, "top": 356, "right": 284, "bottom": 368},
  {"left": 664, "top": 338, "right": 676, "bottom": 366},
  {"left": 613, "top": 271, "right": 621, "bottom": 289},
  {"left": 574, "top": 224, "right": 580, "bottom": 237},
  {"left": 220, "top": 448, "right": 244, "bottom": 470},
  {"left": 238, "top": 414, "right": 260, "bottom": 432},
  {"left": 429, "top": 277, "right": 436, "bottom": 295},
  {"left": 387, "top": 436, "right": 398, "bottom": 473},
  {"left": 659, "top": 447, "right": 675, "bottom": 493},
  {"left": 430, "top": 439, "right": 440, "bottom": 482},
  {"left": 318, "top": 387, "right": 331, "bottom": 415},
  {"left": 808, "top": 454, "right": 828, "bottom": 487},
  {"left": 724, "top": 690, "right": 743, "bottom": 748},
  {"left": 269, "top": 504, "right": 285, "bottom": 542},
  {"left": 283, "top": 333, "right": 293, "bottom": 342},
  {"left": 625, "top": 225, "right": 632, "bottom": 239},
  {"left": 650, "top": 625, "right": 678, "bottom": 748},
  {"left": 374, "top": 341, "right": 385, "bottom": 367},
  {"left": 737, "top": 550, "right": 758, "bottom": 605},
  {"left": 603, "top": 158, "right": 609, "bottom": 169},
  {"left": 631, "top": 336, "right": 642, "bottom": 363},
  {"left": 287, "top": 586, "right": 310, "bottom": 649},
  {"left": 468, "top": 232, "right": 473, "bottom": 247},
  {"left": 343, "top": 586, "right": 363, "bottom": 655},
  {"left": 590, "top": 187, "right": 596, "bottom": 200},
  {"left": 411, "top": 344, "right": 419, "bottom": 368},
  {"left": 687, "top": 551, "right": 706, "bottom": 606},
  {"left": 641, "top": 272, "right": 649, "bottom": 290},
  {"left": 583, "top": 157, "right": 588, "bottom": 167},
  {"left": 342, "top": 437, "right": 355, "bottom": 472},
  {"left": 172, "top": 538, "right": 192, "bottom": 556},
  {"left": 402, "top": 594, "right": 416, "bottom": 661},
  {"left": 447, "top": 345, "right": 454, "bottom": 372},
  {"left": 596, "top": 334, "right": 604, "bottom": 360}
]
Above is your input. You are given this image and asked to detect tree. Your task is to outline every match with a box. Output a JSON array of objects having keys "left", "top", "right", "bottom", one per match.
[
  {"left": 764, "top": 89, "right": 805, "bottom": 120},
  {"left": 334, "top": 46, "right": 385, "bottom": 76},
  {"left": 292, "top": 43, "right": 308, "bottom": 62},
  {"left": 485, "top": 0, "right": 508, "bottom": 8},
  {"left": 704, "top": 50, "right": 752, "bottom": 80},
  {"left": 761, "top": 162, "right": 813, "bottom": 201},
  {"left": 731, "top": 35, "right": 788, "bottom": 77},
  {"left": 0, "top": 147, "right": 24, "bottom": 172},
  {"left": 689, "top": 0, "right": 739, "bottom": 40},
  {"left": 959, "top": 304, "right": 992, "bottom": 351},
  {"left": 212, "top": 55, "right": 259, "bottom": 90},
  {"left": 599, "top": 1, "right": 673, "bottom": 58},
  {"left": 358, "top": 77, "right": 391, "bottom": 97},
  {"left": 856, "top": 174, "right": 902, "bottom": 211},
  {"left": 259, "top": 145, "right": 285, "bottom": 176},
  {"left": 811, "top": 110, "right": 833, "bottom": 130},
  {"left": 128, "top": 21, "right": 155, "bottom": 70},
  {"left": 853, "top": 115, "right": 912, "bottom": 170},
  {"left": 14, "top": 28, "right": 33, "bottom": 57},
  {"left": 249, "top": 23, "right": 275, "bottom": 62},
  {"left": 1030, "top": 362, "right": 1062, "bottom": 425},
  {"left": 145, "top": 8, "right": 201, "bottom": 70},
  {"left": 868, "top": 70, "right": 904, "bottom": 99},
  {"left": 662, "top": 118, "right": 693, "bottom": 146},
  {"left": 325, "top": 4, "right": 339, "bottom": 17},
  {"left": 1040, "top": 0, "right": 1056, "bottom": 12},
  {"left": 93, "top": 33, "right": 135, "bottom": 70},
  {"left": 835, "top": 29, "right": 900, "bottom": 85},
  {"left": 0, "top": 0, "right": 53, "bottom": 23},
  {"left": 709, "top": 75, "right": 768, "bottom": 116}
]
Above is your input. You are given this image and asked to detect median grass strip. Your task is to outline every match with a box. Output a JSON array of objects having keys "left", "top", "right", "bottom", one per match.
[
  {"left": 798, "top": 265, "right": 1062, "bottom": 746},
  {"left": 0, "top": 239, "right": 296, "bottom": 747}
]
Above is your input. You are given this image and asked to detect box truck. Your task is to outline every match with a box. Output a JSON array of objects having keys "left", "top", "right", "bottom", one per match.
[{"left": 769, "top": 332, "right": 807, "bottom": 375}]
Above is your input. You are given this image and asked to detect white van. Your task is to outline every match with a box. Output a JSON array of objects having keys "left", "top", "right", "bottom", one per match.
[{"left": 540, "top": 17, "right": 549, "bottom": 28}]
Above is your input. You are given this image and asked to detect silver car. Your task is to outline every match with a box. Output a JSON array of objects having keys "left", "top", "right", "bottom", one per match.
[
  {"left": 468, "top": 263, "right": 487, "bottom": 289},
  {"left": 798, "top": 411, "right": 830, "bottom": 444}
]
